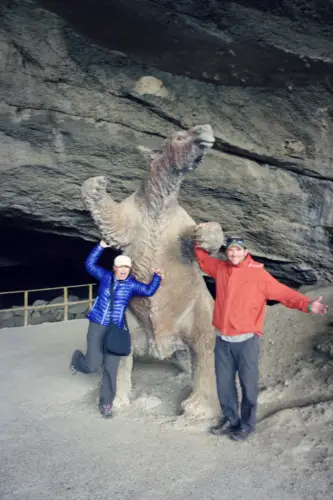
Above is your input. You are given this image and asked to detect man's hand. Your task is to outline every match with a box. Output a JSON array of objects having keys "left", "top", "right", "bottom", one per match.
[
  {"left": 309, "top": 296, "right": 328, "bottom": 315},
  {"left": 152, "top": 268, "right": 164, "bottom": 279},
  {"left": 100, "top": 240, "right": 110, "bottom": 248}
]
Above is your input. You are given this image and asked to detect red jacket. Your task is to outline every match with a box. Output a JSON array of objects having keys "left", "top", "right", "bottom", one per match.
[{"left": 195, "top": 246, "right": 311, "bottom": 337}]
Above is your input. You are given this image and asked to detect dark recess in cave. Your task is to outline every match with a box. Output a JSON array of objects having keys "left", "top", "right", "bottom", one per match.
[
  {"left": 0, "top": 220, "right": 219, "bottom": 307},
  {"left": 0, "top": 216, "right": 317, "bottom": 311},
  {"left": 0, "top": 221, "right": 118, "bottom": 307}
]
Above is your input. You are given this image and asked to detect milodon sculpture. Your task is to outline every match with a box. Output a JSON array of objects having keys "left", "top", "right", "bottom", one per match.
[{"left": 82, "top": 124, "right": 224, "bottom": 418}]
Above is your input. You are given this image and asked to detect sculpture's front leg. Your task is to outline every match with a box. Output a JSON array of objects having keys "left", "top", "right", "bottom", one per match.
[
  {"left": 179, "top": 221, "right": 224, "bottom": 258},
  {"left": 113, "top": 353, "right": 133, "bottom": 409},
  {"left": 81, "top": 176, "right": 132, "bottom": 249}
]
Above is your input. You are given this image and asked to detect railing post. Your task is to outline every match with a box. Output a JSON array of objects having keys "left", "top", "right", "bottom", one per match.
[
  {"left": 64, "top": 286, "right": 68, "bottom": 321},
  {"left": 24, "top": 290, "right": 28, "bottom": 327},
  {"left": 88, "top": 284, "right": 93, "bottom": 308}
]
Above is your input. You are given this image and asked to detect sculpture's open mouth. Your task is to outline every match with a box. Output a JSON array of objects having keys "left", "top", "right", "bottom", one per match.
[
  {"left": 199, "top": 139, "right": 215, "bottom": 148},
  {"left": 197, "top": 135, "right": 215, "bottom": 149}
]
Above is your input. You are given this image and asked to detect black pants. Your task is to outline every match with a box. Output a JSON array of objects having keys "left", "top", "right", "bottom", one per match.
[
  {"left": 215, "top": 335, "right": 260, "bottom": 431},
  {"left": 72, "top": 321, "right": 120, "bottom": 407}
]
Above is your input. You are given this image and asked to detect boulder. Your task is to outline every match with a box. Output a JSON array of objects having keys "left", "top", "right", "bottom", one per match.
[{"left": 68, "top": 303, "right": 89, "bottom": 318}]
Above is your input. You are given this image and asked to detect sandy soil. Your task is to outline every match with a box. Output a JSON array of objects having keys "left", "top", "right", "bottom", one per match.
[{"left": 1, "top": 286, "right": 333, "bottom": 499}]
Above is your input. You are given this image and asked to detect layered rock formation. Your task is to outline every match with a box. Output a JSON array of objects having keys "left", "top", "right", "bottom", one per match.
[{"left": 1, "top": 0, "right": 333, "bottom": 288}]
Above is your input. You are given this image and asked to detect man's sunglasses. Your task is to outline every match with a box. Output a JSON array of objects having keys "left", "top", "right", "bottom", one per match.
[{"left": 226, "top": 237, "right": 245, "bottom": 248}]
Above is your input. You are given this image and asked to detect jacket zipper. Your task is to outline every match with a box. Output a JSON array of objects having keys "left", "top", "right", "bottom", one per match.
[
  {"left": 91, "top": 297, "right": 99, "bottom": 310},
  {"left": 102, "top": 303, "right": 109, "bottom": 324},
  {"left": 222, "top": 268, "right": 233, "bottom": 331},
  {"left": 102, "top": 279, "right": 117, "bottom": 324}
]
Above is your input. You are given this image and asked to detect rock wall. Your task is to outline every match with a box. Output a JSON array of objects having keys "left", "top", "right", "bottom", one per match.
[{"left": 1, "top": 0, "right": 333, "bottom": 287}]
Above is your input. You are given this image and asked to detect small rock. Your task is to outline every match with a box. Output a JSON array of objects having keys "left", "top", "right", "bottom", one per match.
[
  {"left": 134, "top": 395, "right": 162, "bottom": 410},
  {"left": 1, "top": 311, "right": 14, "bottom": 320},
  {"left": 32, "top": 299, "right": 47, "bottom": 307},
  {"left": 68, "top": 303, "right": 89, "bottom": 316},
  {"left": 312, "top": 357, "right": 325, "bottom": 367},
  {"left": 55, "top": 311, "right": 63, "bottom": 321},
  {"left": 12, "top": 307, "right": 24, "bottom": 317},
  {"left": 49, "top": 296, "right": 65, "bottom": 305},
  {"left": 68, "top": 295, "right": 79, "bottom": 303},
  {"left": 134, "top": 76, "right": 170, "bottom": 98}
]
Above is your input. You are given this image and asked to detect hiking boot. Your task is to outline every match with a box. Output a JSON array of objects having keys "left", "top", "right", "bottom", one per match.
[
  {"left": 100, "top": 404, "right": 113, "bottom": 419},
  {"left": 209, "top": 417, "right": 240, "bottom": 436},
  {"left": 229, "top": 427, "right": 252, "bottom": 442}
]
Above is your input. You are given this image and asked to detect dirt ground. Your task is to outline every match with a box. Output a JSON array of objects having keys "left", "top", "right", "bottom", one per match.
[{"left": 1, "top": 286, "right": 333, "bottom": 499}]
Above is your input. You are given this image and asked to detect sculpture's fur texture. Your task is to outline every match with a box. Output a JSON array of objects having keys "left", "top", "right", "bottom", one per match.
[{"left": 82, "top": 125, "right": 224, "bottom": 418}]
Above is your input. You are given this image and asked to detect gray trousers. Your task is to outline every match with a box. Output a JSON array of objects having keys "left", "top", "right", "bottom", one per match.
[
  {"left": 72, "top": 321, "right": 120, "bottom": 407},
  {"left": 215, "top": 335, "right": 260, "bottom": 431}
]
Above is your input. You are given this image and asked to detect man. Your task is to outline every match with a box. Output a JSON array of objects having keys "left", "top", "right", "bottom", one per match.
[
  {"left": 71, "top": 239, "right": 163, "bottom": 418},
  {"left": 195, "top": 232, "right": 327, "bottom": 441}
]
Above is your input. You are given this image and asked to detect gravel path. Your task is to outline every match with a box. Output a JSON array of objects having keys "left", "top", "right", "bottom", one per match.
[{"left": 0, "top": 320, "right": 330, "bottom": 500}]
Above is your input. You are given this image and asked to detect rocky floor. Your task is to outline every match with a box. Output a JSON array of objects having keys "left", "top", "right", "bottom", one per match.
[{"left": 1, "top": 317, "right": 333, "bottom": 499}]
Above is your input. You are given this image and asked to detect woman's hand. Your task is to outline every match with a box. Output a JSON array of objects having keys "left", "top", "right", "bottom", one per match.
[
  {"left": 152, "top": 268, "right": 164, "bottom": 279},
  {"left": 100, "top": 240, "right": 110, "bottom": 248}
]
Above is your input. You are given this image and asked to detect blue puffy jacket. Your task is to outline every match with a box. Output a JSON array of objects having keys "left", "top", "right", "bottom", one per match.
[{"left": 85, "top": 244, "right": 161, "bottom": 327}]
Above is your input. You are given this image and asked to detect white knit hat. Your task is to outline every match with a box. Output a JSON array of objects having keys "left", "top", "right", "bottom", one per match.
[{"left": 114, "top": 255, "right": 132, "bottom": 268}]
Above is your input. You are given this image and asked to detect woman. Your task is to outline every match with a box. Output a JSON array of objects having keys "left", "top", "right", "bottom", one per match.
[{"left": 71, "top": 240, "right": 163, "bottom": 418}]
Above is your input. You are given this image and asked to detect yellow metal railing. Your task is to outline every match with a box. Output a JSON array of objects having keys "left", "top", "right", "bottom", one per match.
[{"left": 0, "top": 283, "right": 96, "bottom": 327}]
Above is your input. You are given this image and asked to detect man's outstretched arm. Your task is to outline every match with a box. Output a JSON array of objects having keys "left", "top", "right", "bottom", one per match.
[{"left": 262, "top": 270, "right": 328, "bottom": 315}]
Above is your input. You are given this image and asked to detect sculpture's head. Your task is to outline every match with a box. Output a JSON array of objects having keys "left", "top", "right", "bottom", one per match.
[{"left": 151, "top": 124, "right": 215, "bottom": 174}]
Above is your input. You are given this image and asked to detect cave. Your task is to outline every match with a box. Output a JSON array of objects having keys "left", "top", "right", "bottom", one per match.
[
  {"left": 2, "top": 4, "right": 333, "bottom": 495},
  {"left": 1, "top": 0, "right": 333, "bottom": 315}
]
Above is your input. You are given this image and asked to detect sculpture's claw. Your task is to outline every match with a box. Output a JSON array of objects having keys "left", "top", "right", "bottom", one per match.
[
  {"left": 181, "top": 390, "right": 219, "bottom": 420},
  {"left": 81, "top": 176, "right": 107, "bottom": 203},
  {"left": 195, "top": 221, "right": 224, "bottom": 253},
  {"left": 113, "top": 393, "right": 131, "bottom": 409}
]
